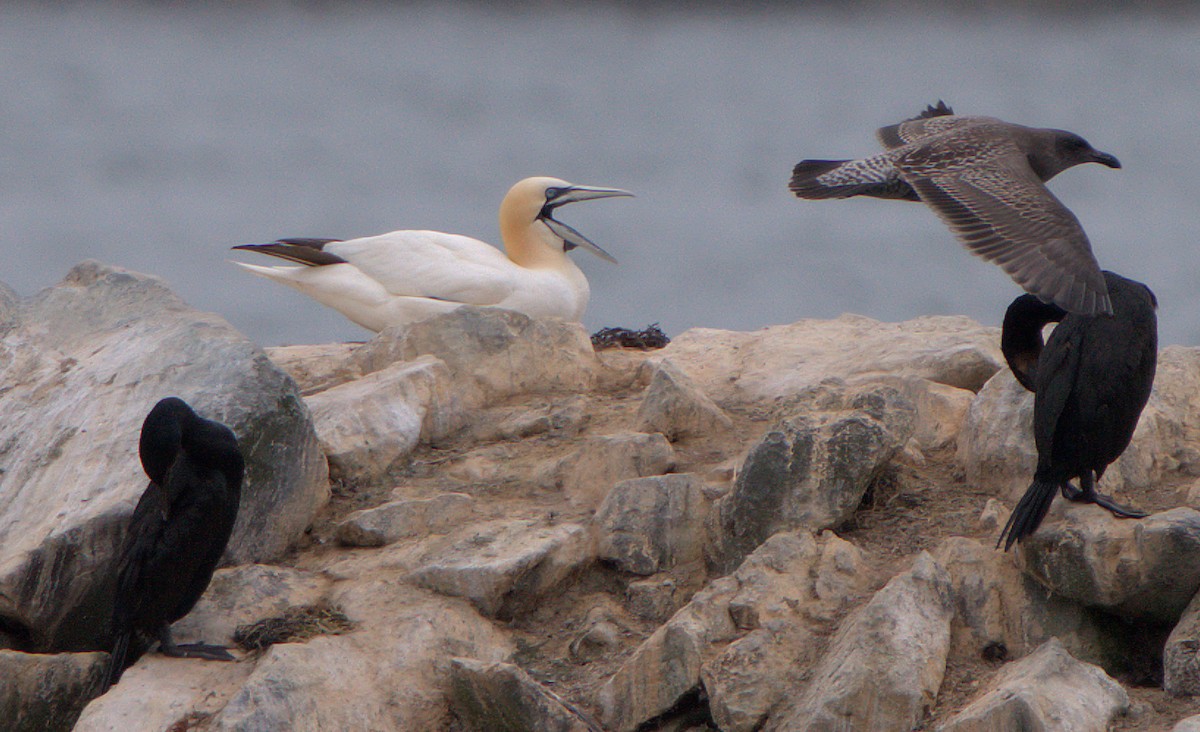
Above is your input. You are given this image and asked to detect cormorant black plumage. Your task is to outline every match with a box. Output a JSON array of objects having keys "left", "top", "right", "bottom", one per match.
[
  {"left": 103, "top": 397, "right": 244, "bottom": 690},
  {"left": 997, "top": 272, "right": 1157, "bottom": 551}
]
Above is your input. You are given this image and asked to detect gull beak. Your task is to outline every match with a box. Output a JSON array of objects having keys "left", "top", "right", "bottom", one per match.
[
  {"left": 1092, "top": 151, "right": 1121, "bottom": 169},
  {"left": 539, "top": 185, "right": 633, "bottom": 264}
]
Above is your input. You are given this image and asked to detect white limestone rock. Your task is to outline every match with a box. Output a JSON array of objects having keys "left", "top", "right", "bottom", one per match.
[
  {"left": 335, "top": 493, "right": 474, "bottom": 548},
  {"left": 0, "top": 261, "right": 327, "bottom": 653},
  {"left": 169, "top": 564, "right": 330, "bottom": 649},
  {"left": 647, "top": 314, "right": 1003, "bottom": 407},
  {"left": 0, "top": 650, "right": 107, "bottom": 732},
  {"left": 538, "top": 432, "right": 676, "bottom": 510},
  {"left": 1016, "top": 507, "right": 1200, "bottom": 623},
  {"left": 635, "top": 358, "right": 733, "bottom": 441},
  {"left": 264, "top": 342, "right": 364, "bottom": 396},
  {"left": 305, "top": 355, "right": 466, "bottom": 484},
  {"left": 765, "top": 552, "right": 954, "bottom": 731},
  {"left": 408, "top": 519, "right": 594, "bottom": 619},
  {"left": 351, "top": 306, "right": 599, "bottom": 406},
  {"left": 449, "top": 658, "right": 599, "bottom": 732},
  {"left": 938, "top": 638, "right": 1128, "bottom": 731},
  {"left": 594, "top": 474, "right": 710, "bottom": 575},
  {"left": 599, "top": 531, "right": 870, "bottom": 732},
  {"left": 1164, "top": 587, "right": 1200, "bottom": 696}
]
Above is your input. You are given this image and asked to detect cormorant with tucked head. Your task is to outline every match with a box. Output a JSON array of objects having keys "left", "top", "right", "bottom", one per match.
[
  {"left": 103, "top": 397, "right": 244, "bottom": 690},
  {"left": 997, "top": 271, "right": 1157, "bottom": 550}
]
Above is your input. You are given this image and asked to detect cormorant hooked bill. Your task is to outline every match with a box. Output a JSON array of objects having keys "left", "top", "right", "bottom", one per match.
[
  {"left": 997, "top": 271, "right": 1157, "bottom": 551},
  {"left": 102, "top": 397, "right": 244, "bottom": 690}
]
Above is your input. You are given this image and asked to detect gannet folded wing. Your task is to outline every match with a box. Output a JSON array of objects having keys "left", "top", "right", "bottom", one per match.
[{"left": 324, "top": 230, "right": 520, "bottom": 306}]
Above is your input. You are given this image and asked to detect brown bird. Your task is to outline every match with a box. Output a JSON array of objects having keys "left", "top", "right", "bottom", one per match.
[{"left": 790, "top": 102, "right": 1122, "bottom": 316}]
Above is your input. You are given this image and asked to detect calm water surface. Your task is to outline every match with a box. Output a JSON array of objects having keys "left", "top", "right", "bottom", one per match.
[{"left": 2, "top": 3, "right": 1197, "bottom": 346}]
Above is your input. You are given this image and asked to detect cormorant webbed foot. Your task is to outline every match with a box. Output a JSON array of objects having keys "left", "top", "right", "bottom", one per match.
[
  {"left": 159, "top": 627, "right": 235, "bottom": 661},
  {"left": 1068, "top": 486, "right": 1148, "bottom": 519}
]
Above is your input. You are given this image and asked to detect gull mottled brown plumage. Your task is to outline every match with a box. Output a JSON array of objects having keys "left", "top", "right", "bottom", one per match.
[{"left": 790, "top": 102, "right": 1122, "bottom": 316}]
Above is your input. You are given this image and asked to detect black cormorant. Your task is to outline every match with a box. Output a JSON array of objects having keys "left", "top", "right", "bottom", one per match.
[
  {"left": 103, "top": 397, "right": 244, "bottom": 690},
  {"left": 997, "top": 271, "right": 1157, "bottom": 550}
]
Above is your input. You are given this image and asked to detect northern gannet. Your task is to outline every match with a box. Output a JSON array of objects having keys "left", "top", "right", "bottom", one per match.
[
  {"left": 231, "top": 176, "right": 632, "bottom": 332},
  {"left": 790, "top": 102, "right": 1122, "bottom": 316}
]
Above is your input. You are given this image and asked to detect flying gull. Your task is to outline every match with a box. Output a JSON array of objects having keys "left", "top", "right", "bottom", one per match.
[{"left": 790, "top": 102, "right": 1121, "bottom": 315}]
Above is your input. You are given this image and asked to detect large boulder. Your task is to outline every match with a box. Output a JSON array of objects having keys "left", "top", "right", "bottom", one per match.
[
  {"left": 351, "top": 307, "right": 599, "bottom": 406},
  {"left": 647, "top": 314, "right": 1003, "bottom": 406},
  {"left": 77, "top": 582, "right": 514, "bottom": 732},
  {"left": 711, "top": 384, "right": 913, "bottom": 573},
  {"left": 0, "top": 650, "right": 107, "bottom": 732},
  {"left": 938, "top": 638, "right": 1128, "bottom": 731},
  {"left": 449, "top": 658, "right": 599, "bottom": 732},
  {"left": 304, "top": 356, "right": 467, "bottom": 483},
  {"left": 598, "top": 531, "right": 870, "bottom": 732},
  {"left": 1015, "top": 507, "right": 1200, "bottom": 623},
  {"left": 0, "top": 262, "right": 327, "bottom": 652},
  {"left": 765, "top": 552, "right": 954, "bottom": 731},
  {"left": 594, "top": 474, "right": 711, "bottom": 575}
]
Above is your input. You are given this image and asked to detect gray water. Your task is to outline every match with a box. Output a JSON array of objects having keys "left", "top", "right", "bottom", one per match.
[{"left": 3, "top": 2, "right": 1198, "bottom": 346}]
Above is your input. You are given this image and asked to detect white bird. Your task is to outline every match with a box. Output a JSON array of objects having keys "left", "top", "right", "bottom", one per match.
[{"left": 231, "top": 176, "right": 632, "bottom": 332}]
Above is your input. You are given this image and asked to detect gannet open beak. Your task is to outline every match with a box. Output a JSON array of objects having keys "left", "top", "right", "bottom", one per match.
[{"left": 539, "top": 185, "right": 633, "bottom": 264}]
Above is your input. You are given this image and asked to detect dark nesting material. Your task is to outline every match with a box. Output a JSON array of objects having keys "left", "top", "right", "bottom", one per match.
[
  {"left": 103, "top": 397, "right": 244, "bottom": 691},
  {"left": 997, "top": 272, "right": 1158, "bottom": 550},
  {"left": 590, "top": 323, "right": 670, "bottom": 350},
  {"left": 790, "top": 102, "right": 1122, "bottom": 316}
]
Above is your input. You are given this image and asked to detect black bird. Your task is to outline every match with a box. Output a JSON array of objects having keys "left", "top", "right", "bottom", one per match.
[
  {"left": 790, "top": 102, "right": 1122, "bottom": 316},
  {"left": 997, "top": 271, "right": 1157, "bottom": 551},
  {"left": 103, "top": 397, "right": 244, "bottom": 690}
]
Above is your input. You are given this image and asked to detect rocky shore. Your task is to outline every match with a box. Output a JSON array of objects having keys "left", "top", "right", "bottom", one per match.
[{"left": 3, "top": 261, "right": 1200, "bottom": 730}]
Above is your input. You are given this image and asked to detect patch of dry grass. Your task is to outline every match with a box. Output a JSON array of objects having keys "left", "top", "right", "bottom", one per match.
[{"left": 233, "top": 604, "right": 356, "bottom": 651}]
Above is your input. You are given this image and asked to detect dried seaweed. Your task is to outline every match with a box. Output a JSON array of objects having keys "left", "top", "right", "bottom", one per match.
[
  {"left": 590, "top": 323, "right": 670, "bottom": 351},
  {"left": 233, "top": 604, "right": 356, "bottom": 651}
]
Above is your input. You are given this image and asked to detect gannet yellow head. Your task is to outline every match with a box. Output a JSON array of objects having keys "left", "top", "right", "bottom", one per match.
[{"left": 499, "top": 176, "right": 632, "bottom": 267}]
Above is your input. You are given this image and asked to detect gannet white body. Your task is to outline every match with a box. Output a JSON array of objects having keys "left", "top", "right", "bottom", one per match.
[{"left": 232, "top": 176, "right": 632, "bottom": 332}]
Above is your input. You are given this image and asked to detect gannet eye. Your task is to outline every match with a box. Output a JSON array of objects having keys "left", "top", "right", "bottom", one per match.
[{"left": 544, "top": 187, "right": 562, "bottom": 200}]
